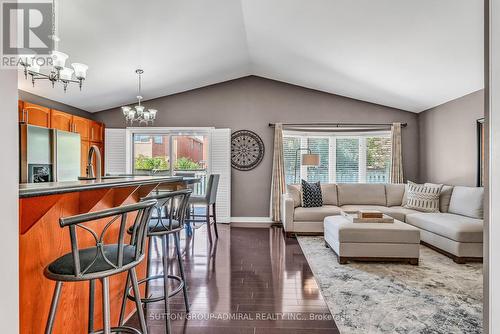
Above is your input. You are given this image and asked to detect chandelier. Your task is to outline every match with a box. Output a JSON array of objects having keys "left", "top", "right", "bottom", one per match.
[
  {"left": 121, "top": 69, "right": 158, "bottom": 125},
  {"left": 19, "top": 0, "right": 88, "bottom": 92}
]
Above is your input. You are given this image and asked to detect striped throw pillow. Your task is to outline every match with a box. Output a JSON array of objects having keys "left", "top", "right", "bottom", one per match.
[{"left": 404, "top": 181, "right": 443, "bottom": 212}]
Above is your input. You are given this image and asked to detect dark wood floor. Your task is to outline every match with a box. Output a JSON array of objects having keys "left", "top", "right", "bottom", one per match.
[{"left": 126, "top": 225, "right": 339, "bottom": 334}]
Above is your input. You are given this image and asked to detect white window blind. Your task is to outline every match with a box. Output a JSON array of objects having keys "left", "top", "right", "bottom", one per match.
[
  {"left": 284, "top": 132, "right": 391, "bottom": 184},
  {"left": 104, "top": 128, "right": 127, "bottom": 175},
  {"left": 209, "top": 128, "right": 231, "bottom": 223}
]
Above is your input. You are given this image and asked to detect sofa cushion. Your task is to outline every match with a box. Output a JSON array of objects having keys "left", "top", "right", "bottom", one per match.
[
  {"left": 294, "top": 205, "right": 342, "bottom": 222},
  {"left": 385, "top": 184, "right": 406, "bottom": 206},
  {"left": 425, "top": 183, "right": 454, "bottom": 213},
  {"left": 337, "top": 184, "right": 386, "bottom": 206},
  {"left": 321, "top": 183, "right": 338, "bottom": 206},
  {"left": 287, "top": 184, "right": 301, "bottom": 208},
  {"left": 340, "top": 205, "right": 419, "bottom": 222},
  {"left": 384, "top": 206, "right": 421, "bottom": 222},
  {"left": 405, "top": 212, "right": 483, "bottom": 243},
  {"left": 448, "top": 186, "right": 484, "bottom": 219},
  {"left": 404, "top": 181, "right": 443, "bottom": 212},
  {"left": 302, "top": 180, "right": 323, "bottom": 207}
]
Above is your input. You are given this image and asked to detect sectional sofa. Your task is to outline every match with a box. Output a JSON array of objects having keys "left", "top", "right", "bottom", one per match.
[{"left": 281, "top": 183, "right": 484, "bottom": 263}]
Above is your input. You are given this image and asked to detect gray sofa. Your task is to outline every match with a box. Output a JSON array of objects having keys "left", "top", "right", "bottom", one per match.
[{"left": 282, "top": 183, "right": 484, "bottom": 263}]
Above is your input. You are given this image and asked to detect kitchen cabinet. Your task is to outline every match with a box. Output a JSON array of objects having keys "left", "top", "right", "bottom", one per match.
[
  {"left": 81, "top": 141, "right": 104, "bottom": 177},
  {"left": 80, "top": 140, "right": 89, "bottom": 176},
  {"left": 90, "top": 121, "right": 104, "bottom": 143},
  {"left": 50, "top": 109, "right": 73, "bottom": 131},
  {"left": 18, "top": 100, "right": 106, "bottom": 177},
  {"left": 19, "top": 102, "right": 51, "bottom": 127},
  {"left": 72, "top": 116, "right": 90, "bottom": 141},
  {"left": 18, "top": 101, "right": 23, "bottom": 122}
]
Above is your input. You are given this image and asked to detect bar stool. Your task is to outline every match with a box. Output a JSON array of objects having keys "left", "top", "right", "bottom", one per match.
[
  {"left": 188, "top": 174, "right": 220, "bottom": 243},
  {"left": 119, "top": 189, "right": 192, "bottom": 334},
  {"left": 44, "top": 199, "right": 157, "bottom": 334}
]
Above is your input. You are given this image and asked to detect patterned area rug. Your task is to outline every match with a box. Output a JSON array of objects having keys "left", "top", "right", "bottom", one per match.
[{"left": 297, "top": 236, "right": 483, "bottom": 334}]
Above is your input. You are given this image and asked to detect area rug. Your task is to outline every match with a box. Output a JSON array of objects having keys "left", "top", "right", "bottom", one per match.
[{"left": 297, "top": 236, "right": 483, "bottom": 334}]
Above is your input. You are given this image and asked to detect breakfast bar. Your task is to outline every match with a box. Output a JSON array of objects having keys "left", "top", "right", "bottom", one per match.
[{"left": 19, "top": 176, "right": 191, "bottom": 334}]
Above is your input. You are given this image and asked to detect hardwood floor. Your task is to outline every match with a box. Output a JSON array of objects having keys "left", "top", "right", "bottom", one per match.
[{"left": 126, "top": 225, "right": 339, "bottom": 334}]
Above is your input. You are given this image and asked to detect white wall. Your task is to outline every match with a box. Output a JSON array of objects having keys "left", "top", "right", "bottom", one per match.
[
  {"left": 488, "top": 0, "right": 500, "bottom": 332},
  {"left": 0, "top": 69, "right": 19, "bottom": 330}
]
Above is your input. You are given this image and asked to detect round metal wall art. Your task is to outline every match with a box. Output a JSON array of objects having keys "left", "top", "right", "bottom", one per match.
[{"left": 231, "top": 130, "right": 265, "bottom": 171}]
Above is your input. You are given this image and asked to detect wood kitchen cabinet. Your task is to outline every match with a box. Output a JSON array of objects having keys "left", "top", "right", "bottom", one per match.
[
  {"left": 80, "top": 140, "right": 89, "bottom": 176},
  {"left": 19, "top": 102, "right": 51, "bottom": 127},
  {"left": 50, "top": 109, "right": 73, "bottom": 131},
  {"left": 72, "top": 116, "right": 90, "bottom": 141},
  {"left": 18, "top": 100, "right": 105, "bottom": 177},
  {"left": 90, "top": 121, "right": 104, "bottom": 142}
]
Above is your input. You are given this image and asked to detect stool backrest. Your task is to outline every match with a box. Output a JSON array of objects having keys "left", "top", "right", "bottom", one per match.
[
  {"left": 59, "top": 200, "right": 157, "bottom": 278},
  {"left": 142, "top": 189, "right": 192, "bottom": 234},
  {"left": 206, "top": 174, "right": 220, "bottom": 205}
]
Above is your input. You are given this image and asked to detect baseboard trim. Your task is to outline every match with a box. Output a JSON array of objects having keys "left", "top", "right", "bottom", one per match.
[{"left": 230, "top": 217, "right": 274, "bottom": 228}]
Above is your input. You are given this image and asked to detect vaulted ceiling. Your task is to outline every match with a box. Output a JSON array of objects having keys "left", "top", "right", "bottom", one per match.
[{"left": 18, "top": 0, "right": 484, "bottom": 113}]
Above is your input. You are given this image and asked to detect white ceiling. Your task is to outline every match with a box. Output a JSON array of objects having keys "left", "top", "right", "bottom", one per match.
[{"left": 18, "top": 0, "right": 484, "bottom": 113}]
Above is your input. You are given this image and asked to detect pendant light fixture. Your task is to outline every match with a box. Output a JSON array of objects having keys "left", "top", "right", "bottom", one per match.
[
  {"left": 121, "top": 69, "right": 158, "bottom": 125},
  {"left": 19, "top": 0, "right": 88, "bottom": 92}
]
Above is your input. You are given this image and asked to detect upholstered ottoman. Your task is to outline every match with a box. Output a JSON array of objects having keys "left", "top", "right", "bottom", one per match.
[{"left": 324, "top": 215, "right": 420, "bottom": 265}]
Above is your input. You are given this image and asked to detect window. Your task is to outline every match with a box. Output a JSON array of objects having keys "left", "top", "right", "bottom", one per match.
[
  {"left": 283, "top": 132, "right": 391, "bottom": 184},
  {"left": 133, "top": 134, "right": 170, "bottom": 173},
  {"left": 131, "top": 131, "right": 210, "bottom": 195}
]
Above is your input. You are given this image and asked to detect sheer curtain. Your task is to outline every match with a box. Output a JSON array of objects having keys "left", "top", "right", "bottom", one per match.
[
  {"left": 390, "top": 122, "right": 404, "bottom": 183},
  {"left": 270, "top": 123, "right": 286, "bottom": 222}
]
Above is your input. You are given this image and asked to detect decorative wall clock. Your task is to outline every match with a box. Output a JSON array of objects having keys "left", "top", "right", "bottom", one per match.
[{"left": 231, "top": 130, "right": 265, "bottom": 171}]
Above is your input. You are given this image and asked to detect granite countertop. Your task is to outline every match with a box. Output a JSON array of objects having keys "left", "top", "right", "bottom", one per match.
[{"left": 19, "top": 176, "right": 188, "bottom": 198}]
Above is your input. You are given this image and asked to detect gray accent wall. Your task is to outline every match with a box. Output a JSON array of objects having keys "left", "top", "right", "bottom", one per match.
[
  {"left": 95, "top": 76, "right": 419, "bottom": 217},
  {"left": 419, "top": 90, "right": 484, "bottom": 186},
  {"left": 18, "top": 90, "right": 95, "bottom": 119}
]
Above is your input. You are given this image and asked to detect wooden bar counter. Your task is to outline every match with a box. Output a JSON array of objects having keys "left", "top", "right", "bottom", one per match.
[{"left": 19, "top": 176, "right": 189, "bottom": 334}]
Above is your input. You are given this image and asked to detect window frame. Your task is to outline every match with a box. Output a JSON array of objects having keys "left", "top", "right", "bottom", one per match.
[
  {"left": 283, "top": 130, "right": 391, "bottom": 184},
  {"left": 126, "top": 127, "right": 213, "bottom": 175}
]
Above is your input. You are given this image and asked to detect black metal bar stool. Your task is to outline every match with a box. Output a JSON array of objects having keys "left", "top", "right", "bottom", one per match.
[
  {"left": 187, "top": 174, "right": 220, "bottom": 243},
  {"left": 119, "top": 189, "right": 192, "bottom": 334},
  {"left": 44, "top": 199, "right": 157, "bottom": 334}
]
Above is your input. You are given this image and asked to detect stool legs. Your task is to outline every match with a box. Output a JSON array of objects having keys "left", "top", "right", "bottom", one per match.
[
  {"left": 118, "top": 271, "right": 130, "bottom": 326},
  {"left": 130, "top": 267, "right": 148, "bottom": 334},
  {"left": 88, "top": 279, "right": 95, "bottom": 333},
  {"left": 101, "top": 277, "right": 111, "bottom": 334},
  {"left": 206, "top": 204, "right": 213, "bottom": 244},
  {"left": 212, "top": 203, "right": 219, "bottom": 239},
  {"left": 162, "top": 234, "right": 172, "bottom": 334},
  {"left": 174, "top": 231, "right": 190, "bottom": 312},
  {"left": 45, "top": 281, "right": 63, "bottom": 334}
]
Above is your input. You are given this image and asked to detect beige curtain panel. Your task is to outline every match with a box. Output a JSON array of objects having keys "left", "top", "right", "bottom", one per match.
[
  {"left": 390, "top": 122, "right": 404, "bottom": 183},
  {"left": 270, "top": 123, "right": 286, "bottom": 222}
]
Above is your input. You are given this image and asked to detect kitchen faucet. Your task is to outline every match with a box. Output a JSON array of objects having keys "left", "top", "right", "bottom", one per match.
[{"left": 86, "top": 145, "right": 102, "bottom": 181}]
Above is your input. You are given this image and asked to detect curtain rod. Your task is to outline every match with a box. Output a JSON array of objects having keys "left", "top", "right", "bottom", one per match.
[{"left": 268, "top": 122, "right": 407, "bottom": 128}]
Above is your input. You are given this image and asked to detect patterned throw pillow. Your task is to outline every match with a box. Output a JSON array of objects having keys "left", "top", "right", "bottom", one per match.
[
  {"left": 301, "top": 180, "right": 323, "bottom": 208},
  {"left": 404, "top": 181, "right": 443, "bottom": 212}
]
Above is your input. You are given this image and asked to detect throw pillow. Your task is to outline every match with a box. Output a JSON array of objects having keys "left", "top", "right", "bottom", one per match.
[
  {"left": 286, "top": 184, "right": 302, "bottom": 208},
  {"left": 404, "top": 181, "right": 443, "bottom": 212},
  {"left": 301, "top": 180, "right": 323, "bottom": 208},
  {"left": 448, "top": 186, "right": 484, "bottom": 219}
]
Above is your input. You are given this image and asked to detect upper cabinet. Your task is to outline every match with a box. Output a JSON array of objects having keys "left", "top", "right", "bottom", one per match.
[
  {"left": 50, "top": 109, "right": 73, "bottom": 132},
  {"left": 90, "top": 121, "right": 103, "bottom": 143},
  {"left": 19, "top": 102, "right": 51, "bottom": 128},
  {"left": 72, "top": 116, "right": 90, "bottom": 141}
]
